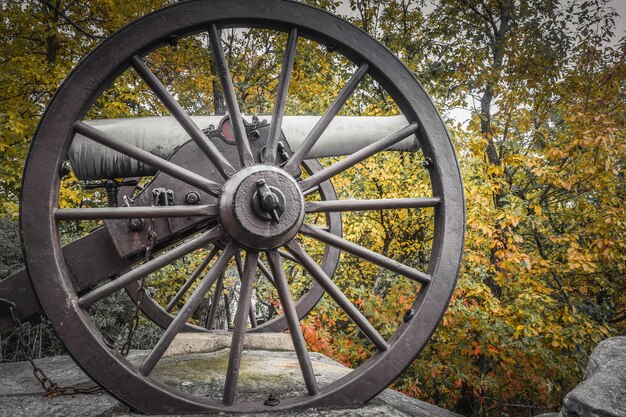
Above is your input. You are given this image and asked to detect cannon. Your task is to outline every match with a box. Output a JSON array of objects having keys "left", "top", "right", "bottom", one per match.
[{"left": 0, "top": 0, "right": 464, "bottom": 413}]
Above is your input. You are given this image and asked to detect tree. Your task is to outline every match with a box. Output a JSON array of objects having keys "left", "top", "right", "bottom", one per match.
[
  {"left": 0, "top": 0, "right": 171, "bottom": 217},
  {"left": 299, "top": 1, "right": 624, "bottom": 415}
]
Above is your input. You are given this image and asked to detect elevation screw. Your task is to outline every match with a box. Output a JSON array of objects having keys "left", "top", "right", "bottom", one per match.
[{"left": 264, "top": 393, "right": 280, "bottom": 406}]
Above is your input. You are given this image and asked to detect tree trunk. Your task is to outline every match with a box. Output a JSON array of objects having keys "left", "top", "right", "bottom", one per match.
[{"left": 481, "top": 0, "right": 512, "bottom": 299}]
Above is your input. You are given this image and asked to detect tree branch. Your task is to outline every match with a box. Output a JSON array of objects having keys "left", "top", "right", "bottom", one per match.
[
  {"left": 36, "top": 0, "right": 104, "bottom": 40},
  {"left": 610, "top": 310, "right": 626, "bottom": 324}
]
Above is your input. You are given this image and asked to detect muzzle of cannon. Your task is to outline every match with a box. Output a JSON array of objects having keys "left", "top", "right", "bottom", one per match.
[{"left": 1, "top": 0, "right": 464, "bottom": 414}]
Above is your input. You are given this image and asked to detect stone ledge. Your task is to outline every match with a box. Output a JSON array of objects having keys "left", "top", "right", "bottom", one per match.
[
  {"left": 0, "top": 333, "right": 460, "bottom": 417},
  {"left": 165, "top": 331, "right": 295, "bottom": 357}
]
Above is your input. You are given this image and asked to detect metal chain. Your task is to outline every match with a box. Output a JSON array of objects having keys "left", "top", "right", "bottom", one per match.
[
  {"left": 119, "top": 190, "right": 158, "bottom": 356},
  {"left": 9, "top": 306, "right": 101, "bottom": 397},
  {"left": 4, "top": 185, "right": 157, "bottom": 395}
]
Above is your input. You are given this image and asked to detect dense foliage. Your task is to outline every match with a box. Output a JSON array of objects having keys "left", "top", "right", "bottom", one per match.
[{"left": 0, "top": 1, "right": 624, "bottom": 416}]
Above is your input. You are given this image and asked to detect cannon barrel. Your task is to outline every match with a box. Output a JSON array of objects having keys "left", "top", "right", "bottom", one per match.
[{"left": 69, "top": 115, "right": 419, "bottom": 180}]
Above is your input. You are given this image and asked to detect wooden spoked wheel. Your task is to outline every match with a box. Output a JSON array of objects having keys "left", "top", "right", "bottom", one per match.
[{"left": 21, "top": 0, "right": 464, "bottom": 413}]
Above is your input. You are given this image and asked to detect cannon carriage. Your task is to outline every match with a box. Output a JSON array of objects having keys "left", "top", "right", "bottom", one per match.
[{"left": 0, "top": 0, "right": 464, "bottom": 413}]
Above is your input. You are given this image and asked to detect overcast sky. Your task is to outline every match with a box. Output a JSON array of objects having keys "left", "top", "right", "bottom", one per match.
[{"left": 335, "top": 0, "right": 625, "bottom": 37}]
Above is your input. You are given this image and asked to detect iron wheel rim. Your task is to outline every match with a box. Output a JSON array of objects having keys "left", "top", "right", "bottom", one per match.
[{"left": 21, "top": 0, "right": 465, "bottom": 413}]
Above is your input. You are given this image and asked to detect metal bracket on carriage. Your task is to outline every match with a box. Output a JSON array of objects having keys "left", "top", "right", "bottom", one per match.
[{"left": 83, "top": 178, "right": 139, "bottom": 207}]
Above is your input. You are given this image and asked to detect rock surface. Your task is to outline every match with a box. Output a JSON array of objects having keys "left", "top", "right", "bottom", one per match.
[
  {"left": 561, "top": 336, "right": 626, "bottom": 417},
  {"left": 0, "top": 333, "right": 461, "bottom": 417},
  {"left": 164, "top": 331, "right": 295, "bottom": 356},
  {"left": 4, "top": 335, "right": 625, "bottom": 417}
]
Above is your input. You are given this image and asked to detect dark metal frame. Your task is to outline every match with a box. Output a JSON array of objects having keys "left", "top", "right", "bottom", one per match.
[{"left": 19, "top": 0, "right": 464, "bottom": 413}]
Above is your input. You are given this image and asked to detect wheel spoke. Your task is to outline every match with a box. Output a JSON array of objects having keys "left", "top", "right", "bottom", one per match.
[
  {"left": 283, "top": 63, "right": 369, "bottom": 175},
  {"left": 74, "top": 122, "right": 222, "bottom": 196},
  {"left": 266, "top": 28, "right": 298, "bottom": 165},
  {"left": 300, "top": 224, "right": 430, "bottom": 285},
  {"left": 285, "top": 241, "right": 388, "bottom": 352},
  {"left": 208, "top": 25, "right": 254, "bottom": 168},
  {"left": 223, "top": 251, "right": 258, "bottom": 405},
  {"left": 78, "top": 227, "right": 223, "bottom": 308},
  {"left": 130, "top": 55, "right": 235, "bottom": 178},
  {"left": 267, "top": 250, "right": 319, "bottom": 395},
  {"left": 166, "top": 246, "right": 219, "bottom": 312},
  {"left": 305, "top": 197, "right": 440, "bottom": 213},
  {"left": 256, "top": 259, "right": 277, "bottom": 288},
  {"left": 235, "top": 252, "right": 257, "bottom": 328},
  {"left": 55, "top": 205, "right": 218, "bottom": 221},
  {"left": 139, "top": 242, "right": 237, "bottom": 376},
  {"left": 278, "top": 249, "right": 300, "bottom": 265},
  {"left": 302, "top": 185, "right": 320, "bottom": 197},
  {"left": 298, "top": 123, "right": 419, "bottom": 191},
  {"left": 205, "top": 272, "right": 224, "bottom": 330}
]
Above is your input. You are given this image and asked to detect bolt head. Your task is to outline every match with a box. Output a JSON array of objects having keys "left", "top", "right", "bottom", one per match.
[
  {"left": 59, "top": 161, "right": 71, "bottom": 178},
  {"left": 128, "top": 218, "right": 144, "bottom": 231},
  {"left": 403, "top": 308, "right": 415, "bottom": 322},
  {"left": 264, "top": 393, "right": 280, "bottom": 406},
  {"left": 102, "top": 334, "right": 117, "bottom": 349},
  {"left": 185, "top": 191, "right": 201, "bottom": 205}
]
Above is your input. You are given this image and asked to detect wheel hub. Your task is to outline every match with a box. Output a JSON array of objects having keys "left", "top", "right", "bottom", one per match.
[{"left": 218, "top": 165, "right": 304, "bottom": 250}]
